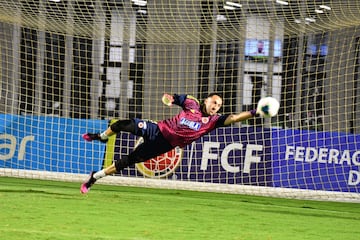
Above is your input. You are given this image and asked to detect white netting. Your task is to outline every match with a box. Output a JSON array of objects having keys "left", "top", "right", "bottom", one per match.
[{"left": 1, "top": 0, "right": 360, "bottom": 202}]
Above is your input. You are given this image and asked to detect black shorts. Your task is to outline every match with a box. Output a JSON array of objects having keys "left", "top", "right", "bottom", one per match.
[{"left": 130, "top": 118, "right": 174, "bottom": 161}]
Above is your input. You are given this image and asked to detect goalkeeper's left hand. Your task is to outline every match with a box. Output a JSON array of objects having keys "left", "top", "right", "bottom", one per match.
[{"left": 162, "top": 93, "right": 174, "bottom": 106}]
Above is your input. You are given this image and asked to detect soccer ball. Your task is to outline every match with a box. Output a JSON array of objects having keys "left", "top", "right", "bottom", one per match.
[{"left": 256, "top": 97, "right": 280, "bottom": 118}]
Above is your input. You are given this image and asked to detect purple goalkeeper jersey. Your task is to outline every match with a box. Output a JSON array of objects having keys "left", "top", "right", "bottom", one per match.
[{"left": 158, "top": 94, "right": 228, "bottom": 148}]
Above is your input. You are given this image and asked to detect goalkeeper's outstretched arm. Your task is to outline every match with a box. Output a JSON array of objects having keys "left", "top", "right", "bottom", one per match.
[
  {"left": 223, "top": 96, "right": 280, "bottom": 125},
  {"left": 223, "top": 109, "right": 257, "bottom": 126}
]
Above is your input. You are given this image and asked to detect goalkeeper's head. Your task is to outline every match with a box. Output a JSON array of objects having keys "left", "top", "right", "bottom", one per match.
[{"left": 201, "top": 93, "right": 223, "bottom": 116}]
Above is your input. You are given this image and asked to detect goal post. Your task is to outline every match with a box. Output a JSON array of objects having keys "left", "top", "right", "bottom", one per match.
[{"left": 1, "top": 0, "right": 360, "bottom": 203}]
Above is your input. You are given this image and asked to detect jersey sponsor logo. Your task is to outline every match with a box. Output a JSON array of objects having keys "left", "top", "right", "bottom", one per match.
[
  {"left": 135, "top": 137, "right": 183, "bottom": 178},
  {"left": 180, "top": 117, "right": 201, "bottom": 131}
]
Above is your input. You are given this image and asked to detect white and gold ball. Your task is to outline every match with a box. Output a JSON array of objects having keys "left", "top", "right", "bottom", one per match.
[{"left": 256, "top": 97, "right": 280, "bottom": 118}]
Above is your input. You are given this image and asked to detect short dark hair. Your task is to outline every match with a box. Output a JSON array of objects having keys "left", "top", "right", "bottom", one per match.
[{"left": 206, "top": 92, "right": 223, "bottom": 99}]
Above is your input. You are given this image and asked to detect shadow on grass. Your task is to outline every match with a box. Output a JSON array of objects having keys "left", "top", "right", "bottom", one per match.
[
  {"left": 0, "top": 188, "right": 73, "bottom": 196},
  {"left": 253, "top": 205, "right": 360, "bottom": 221}
]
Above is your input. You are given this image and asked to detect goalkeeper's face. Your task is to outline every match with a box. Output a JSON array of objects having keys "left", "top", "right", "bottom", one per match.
[{"left": 203, "top": 95, "right": 223, "bottom": 116}]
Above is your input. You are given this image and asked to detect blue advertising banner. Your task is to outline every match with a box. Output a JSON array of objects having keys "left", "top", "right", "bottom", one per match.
[
  {"left": 1, "top": 114, "right": 359, "bottom": 193},
  {"left": 113, "top": 126, "right": 272, "bottom": 186},
  {"left": 0, "top": 114, "right": 107, "bottom": 173},
  {"left": 272, "top": 129, "right": 360, "bottom": 193}
]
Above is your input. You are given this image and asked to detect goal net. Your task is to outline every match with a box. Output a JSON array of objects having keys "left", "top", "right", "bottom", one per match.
[{"left": 1, "top": 0, "right": 360, "bottom": 202}]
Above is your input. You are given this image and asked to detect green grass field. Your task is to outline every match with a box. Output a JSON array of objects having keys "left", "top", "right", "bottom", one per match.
[{"left": 0, "top": 177, "right": 359, "bottom": 240}]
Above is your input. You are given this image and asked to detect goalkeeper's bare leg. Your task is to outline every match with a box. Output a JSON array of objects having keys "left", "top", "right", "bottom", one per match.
[
  {"left": 81, "top": 120, "right": 136, "bottom": 194},
  {"left": 80, "top": 119, "right": 173, "bottom": 194},
  {"left": 80, "top": 164, "right": 117, "bottom": 194},
  {"left": 80, "top": 142, "right": 172, "bottom": 194}
]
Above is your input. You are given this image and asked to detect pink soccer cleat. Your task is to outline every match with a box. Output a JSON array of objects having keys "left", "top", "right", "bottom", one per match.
[{"left": 80, "top": 171, "right": 97, "bottom": 194}]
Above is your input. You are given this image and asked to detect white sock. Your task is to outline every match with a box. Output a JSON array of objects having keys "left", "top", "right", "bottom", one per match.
[
  {"left": 100, "top": 131, "right": 108, "bottom": 140},
  {"left": 93, "top": 170, "right": 106, "bottom": 180}
]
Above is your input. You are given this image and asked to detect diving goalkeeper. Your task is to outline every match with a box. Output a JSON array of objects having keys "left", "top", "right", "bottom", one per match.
[{"left": 80, "top": 93, "right": 258, "bottom": 194}]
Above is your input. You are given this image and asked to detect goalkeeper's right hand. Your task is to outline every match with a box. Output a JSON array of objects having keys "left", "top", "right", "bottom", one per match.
[{"left": 162, "top": 93, "right": 174, "bottom": 106}]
